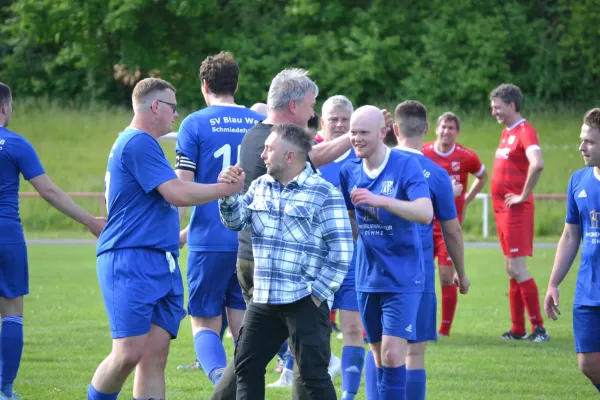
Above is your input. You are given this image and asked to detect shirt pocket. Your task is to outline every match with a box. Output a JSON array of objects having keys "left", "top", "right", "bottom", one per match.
[
  {"left": 247, "top": 200, "right": 271, "bottom": 237},
  {"left": 282, "top": 205, "right": 314, "bottom": 243}
]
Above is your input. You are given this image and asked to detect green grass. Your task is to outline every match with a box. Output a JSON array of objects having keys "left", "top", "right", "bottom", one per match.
[
  {"left": 14, "top": 245, "right": 594, "bottom": 399},
  {"left": 8, "top": 99, "right": 587, "bottom": 237}
]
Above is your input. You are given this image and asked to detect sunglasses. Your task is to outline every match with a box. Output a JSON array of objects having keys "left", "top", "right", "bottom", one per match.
[{"left": 155, "top": 99, "right": 178, "bottom": 113}]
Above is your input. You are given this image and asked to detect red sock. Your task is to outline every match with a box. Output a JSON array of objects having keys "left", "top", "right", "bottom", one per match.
[
  {"left": 518, "top": 278, "right": 544, "bottom": 331},
  {"left": 439, "top": 285, "right": 458, "bottom": 335},
  {"left": 509, "top": 279, "right": 526, "bottom": 336},
  {"left": 330, "top": 310, "right": 337, "bottom": 323}
]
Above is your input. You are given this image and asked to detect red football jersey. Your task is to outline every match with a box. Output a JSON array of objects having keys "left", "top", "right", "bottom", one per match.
[
  {"left": 422, "top": 141, "right": 485, "bottom": 221},
  {"left": 491, "top": 119, "right": 540, "bottom": 210}
]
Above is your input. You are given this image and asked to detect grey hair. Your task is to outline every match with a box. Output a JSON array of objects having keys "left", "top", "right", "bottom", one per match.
[
  {"left": 132, "top": 78, "right": 176, "bottom": 111},
  {"left": 267, "top": 68, "right": 319, "bottom": 113},
  {"left": 322, "top": 95, "right": 354, "bottom": 116}
]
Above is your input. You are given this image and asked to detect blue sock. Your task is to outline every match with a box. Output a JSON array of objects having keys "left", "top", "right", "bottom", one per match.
[
  {"left": 0, "top": 316, "right": 23, "bottom": 397},
  {"left": 341, "top": 346, "right": 365, "bottom": 400},
  {"left": 364, "top": 350, "right": 379, "bottom": 400},
  {"left": 406, "top": 369, "right": 426, "bottom": 400},
  {"left": 194, "top": 330, "right": 227, "bottom": 386},
  {"left": 595, "top": 383, "right": 600, "bottom": 392},
  {"left": 380, "top": 365, "right": 406, "bottom": 400},
  {"left": 86, "top": 383, "right": 119, "bottom": 400},
  {"left": 284, "top": 349, "right": 294, "bottom": 370},
  {"left": 277, "top": 340, "right": 288, "bottom": 360}
]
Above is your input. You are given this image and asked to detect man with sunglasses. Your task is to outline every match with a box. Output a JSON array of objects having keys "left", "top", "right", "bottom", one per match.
[{"left": 87, "top": 77, "right": 243, "bottom": 400}]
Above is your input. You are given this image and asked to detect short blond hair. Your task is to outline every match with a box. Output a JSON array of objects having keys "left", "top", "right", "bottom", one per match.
[{"left": 132, "top": 78, "right": 175, "bottom": 109}]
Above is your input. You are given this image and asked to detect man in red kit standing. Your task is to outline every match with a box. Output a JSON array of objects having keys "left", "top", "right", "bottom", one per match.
[
  {"left": 422, "top": 112, "right": 488, "bottom": 336},
  {"left": 489, "top": 83, "right": 549, "bottom": 342}
]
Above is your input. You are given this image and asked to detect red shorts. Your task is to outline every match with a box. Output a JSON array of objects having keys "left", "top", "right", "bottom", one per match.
[
  {"left": 494, "top": 208, "right": 534, "bottom": 257},
  {"left": 433, "top": 230, "right": 453, "bottom": 266}
]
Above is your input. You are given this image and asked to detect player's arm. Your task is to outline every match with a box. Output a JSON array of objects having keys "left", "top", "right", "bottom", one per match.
[
  {"left": 347, "top": 209, "right": 358, "bottom": 242},
  {"left": 175, "top": 167, "right": 193, "bottom": 223},
  {"left": 378, "top": 196, "right": 433, "bottom": 225},
  {"left": 545, "top": 223, "right": 581, "bottom": 320},
  {"left": 465, "top": 169, "right": 488, "bottom": 206},
  {"left": 309, "top": 133, "right": 351, "bottom": 168},
  {"left": 158, "top": 179, "right": 241, "bottom": 207},
  {"left": 310, "top": 190, "right": 354, "bottom": 304},
  {"left": 218, "top": 175, "right": 257, "bottom": 232},
  {"left": 520, "top": 148, "right": 544, "bottom": 199},
  {"left": 28, "top": 174, "right": 105, "bottom": 237},
  {"left": 174, "top": 116, "right": 199, "bottom": 221}
]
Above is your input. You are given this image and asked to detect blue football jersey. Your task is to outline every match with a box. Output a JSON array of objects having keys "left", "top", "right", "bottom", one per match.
[
  {"left": 395, "top": 148, "right": 457, "bottom": 293},
  {"left": 0, "top": 127, "right": 45, "bottom": 244},
  {"left": 566, "top": 167, "right": 600, "bottom": 306},
  {"left": 318, "top": 148, "right": 358, "bottom": 279},
  {"left": 176, "top": 105, "right": 264, "bottom": 252},
  {"left": 339, "top": 148, "right": 431, "bottom": 293},
  {"left": 97, "top": 128, "right": 180, "bottom": 256}
]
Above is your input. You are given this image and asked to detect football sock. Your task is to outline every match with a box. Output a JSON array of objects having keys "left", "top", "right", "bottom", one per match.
[
  {"left": 330, "top": 310, "right": 337, "bottom": 323},
  {"left": 406, "top": 369, "right": 426, "bottom": 400},
  {"left": 364, "top": 350, "right": 379, "bottom": 400},
  {"left": 86, "top": 383, "right": 119, "bottom": 400},
  {"left": 341, "top": 346, "right": 365, "bottom": 399},
  {"left": 0, "top": 316, "right": 23, "bottom": 397},
  {"left": 194, "top": 330, "right": 227, "bottom": 385},
  {"left": 440, "top": 285, "right": 458, "bottom": 335},
  {"left": 380, "top": 365, "right": 406, "bottom": 400},
  {"left": 509, "top": 279, "right": 526, "bottom": 336},
  {"left": 519, "top": 278, "right": 544, "bottom": 330}
]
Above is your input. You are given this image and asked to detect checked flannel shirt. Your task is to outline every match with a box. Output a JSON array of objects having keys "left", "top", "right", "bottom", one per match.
[{"left": 218, "top": 163, "right": 353, "bottom": 305}]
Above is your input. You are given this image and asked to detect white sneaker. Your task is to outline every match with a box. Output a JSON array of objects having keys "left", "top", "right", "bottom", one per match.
[
  {"left": 267, "top": 368, "right": 293, "bottom": 387},
  {"left": 328, "top": 353, "right": 342, "bottom": 379}
]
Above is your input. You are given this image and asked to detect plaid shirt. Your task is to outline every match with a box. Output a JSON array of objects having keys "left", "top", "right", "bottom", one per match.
[{"left": 219, "top": 163, "right": 353, "bottom": 305}]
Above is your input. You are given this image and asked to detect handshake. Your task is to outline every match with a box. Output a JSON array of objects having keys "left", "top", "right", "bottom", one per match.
[{"left": 218, "top": 164, "right": 247, "bottom": 197}]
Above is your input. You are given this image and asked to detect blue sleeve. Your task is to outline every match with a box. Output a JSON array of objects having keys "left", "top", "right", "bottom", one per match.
[
  {"left": 17, "top": 138, "right": 45, "bottom": 180},
  {"left": 565, "top": 174, "right": 579, "bottom": 224},
  {"left": 339, "top": 167, "right": 355, "bottom": 211},
  {"left": 175, "top": 115, "right": 200, "bottom": 162},
  {"left": 402, "top": 157, "right": 430, "bottom": 201},
  {"left": 122, "top": 135, "right": 177, "bottom": 193},
  {"left": 433, "top": 170, "right": 458, "bottom": 221}
]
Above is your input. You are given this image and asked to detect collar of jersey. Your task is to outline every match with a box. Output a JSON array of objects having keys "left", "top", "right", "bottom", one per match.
[
  {"left": 506, "top": 118, "right": 526, "bottom": 131},
  {"left": 433, "top": 143, "right": 456, "bottom": 157},
  {"left": 396, "top": 146, "right": 423, "bottom": 156},
  {"left": 363, "top": 147, "right": 391, "bottom": 180},
  {"left": 211, "top": 102, "right": 245, "bottom": 108},
  {"left": 265, "top": 162, "right": 313, "bottom": 187}
]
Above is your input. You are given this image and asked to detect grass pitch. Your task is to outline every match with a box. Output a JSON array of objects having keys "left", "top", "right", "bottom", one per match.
[{"left": 13, "top": 244, "right": 593, "bottom": 399}]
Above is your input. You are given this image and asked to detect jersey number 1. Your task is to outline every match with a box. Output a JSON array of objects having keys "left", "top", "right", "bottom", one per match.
[{"left": 214, "top": 144, "right": 241, "bottom": 170}]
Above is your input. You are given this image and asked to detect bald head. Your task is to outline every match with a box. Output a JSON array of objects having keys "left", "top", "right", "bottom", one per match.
[
  {"left": 351, "top": 105, "right": 385, "bottom": 131},
  {"left": 251, "top": 102, "right": 268, "bottom": 116}
]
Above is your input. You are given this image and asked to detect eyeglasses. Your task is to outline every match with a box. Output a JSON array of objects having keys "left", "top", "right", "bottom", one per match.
[{"left": 155, "top": 99, "right": 178, "bottom": 113}]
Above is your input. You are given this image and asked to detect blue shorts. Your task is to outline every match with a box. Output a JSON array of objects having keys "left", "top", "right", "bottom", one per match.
[
  {"left": 187, "top": 252, "right": 246, "bottom": 318},
  {"left": 97, "top": 248, "right": 185, "bottom": 339},
  {"left": 409, "top": 292, "right": 437, "bottom": 343},
  {"left": 574, "top": 305, "right": 600, "bottom": 353},
  {"left": 332, "top": 271, "right": 358, "bottom": 311},
  {"left": 0, "top": 243, "right": 28, "bottom": 298},
  {"left": 358, "top": 291, "right": 422, "bottom": 343}
]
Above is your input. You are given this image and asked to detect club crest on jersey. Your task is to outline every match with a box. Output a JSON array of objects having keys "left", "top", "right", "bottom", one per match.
[
  {"left": 380, "top": 181, "right": 394, "bottom": 195},
  {"left": 508, "top": 135, "right": 516, "bottom": 145},
  {"left": 451, "top": 161, "right": 460, "bottom": 171}
]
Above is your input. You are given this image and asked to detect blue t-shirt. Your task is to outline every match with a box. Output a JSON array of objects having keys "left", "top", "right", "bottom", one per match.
[
  {"left": 339, "top": 148, "right": 431, "bottom": 293},
  {"left": 566, "top": 167, "right": 600, "bottom": 306},
  {"left": 318, "top": 148, "right": 358, "bottom": 281},
  {"left": 176, "top": 105, "right": 264, "bottom": 252},
  {"left": 97, "top": 128, "right": 179, "bottom": 256},
  {"left": 395, "top": 148, "right": 457, "bottom": 293},
  {"left": 0, "top": 127, "right": 45, "bottom": 244}
]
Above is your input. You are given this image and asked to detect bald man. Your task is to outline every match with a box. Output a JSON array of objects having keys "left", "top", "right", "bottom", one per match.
[
  {"left": 339, "top": 106, "right": 433, "bottom": 399},
  {"left": 250, "top": 103, "right": 268, "bottom": 116}
]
